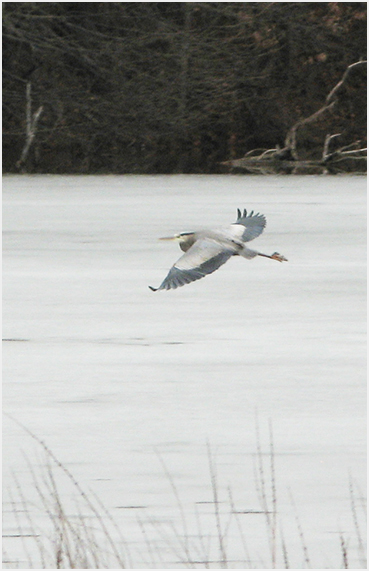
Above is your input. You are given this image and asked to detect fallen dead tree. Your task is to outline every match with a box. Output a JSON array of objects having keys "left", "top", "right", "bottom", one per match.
[{"left": 222, "top": 61, "right": 367, "bottom": 174}]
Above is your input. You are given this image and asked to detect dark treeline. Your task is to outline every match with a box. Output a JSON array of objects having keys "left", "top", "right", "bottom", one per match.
[{"left": 2, "top": 2, "right": 367, "bottom": 174}]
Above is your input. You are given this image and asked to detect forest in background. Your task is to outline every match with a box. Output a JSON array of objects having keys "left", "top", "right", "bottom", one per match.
[{"left": 2, "top": 2, "right": 367, "bottom": 174}]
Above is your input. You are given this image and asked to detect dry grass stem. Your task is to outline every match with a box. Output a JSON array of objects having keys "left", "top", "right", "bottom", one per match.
[{"left": 4, "top": 414, "right": 366, "bottom": 569}]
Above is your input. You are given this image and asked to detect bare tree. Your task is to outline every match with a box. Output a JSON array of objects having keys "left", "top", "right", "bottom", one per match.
[
  {"left": 223, "top": 60, "right": 367, "bottom": 174},
  {"left": 16, "top": 82, "right": 43, "bottom": 172}
]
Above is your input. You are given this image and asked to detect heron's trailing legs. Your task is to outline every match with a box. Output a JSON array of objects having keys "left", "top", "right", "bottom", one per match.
[
  {"left": 258, "top": 252, "right": 288, "bottom": 262},
  {"left": 240, "top": 246, "right": 287, "bottom": 262}
]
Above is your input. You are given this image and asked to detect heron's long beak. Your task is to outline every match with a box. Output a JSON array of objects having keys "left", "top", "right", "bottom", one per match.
[{"left": 159, "top": 235, "right": 178, "bottom": 241}]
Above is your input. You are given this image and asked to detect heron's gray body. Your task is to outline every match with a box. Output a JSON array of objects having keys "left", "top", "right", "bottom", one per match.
[{"left": 149, "top": 209, "right": 286, "bottom": 291}]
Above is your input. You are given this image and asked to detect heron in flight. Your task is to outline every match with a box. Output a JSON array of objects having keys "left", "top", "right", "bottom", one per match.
[{"left": 149, "top": 208, "right": 287, "bottom": 291}]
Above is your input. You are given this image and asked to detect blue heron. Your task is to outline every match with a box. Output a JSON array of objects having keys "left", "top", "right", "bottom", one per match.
[{"left": 149, "top": 208, "right": 287, "bottom": 291}]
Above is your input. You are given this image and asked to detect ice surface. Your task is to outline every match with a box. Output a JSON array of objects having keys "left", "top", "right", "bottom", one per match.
[{"left": 3, "top": 175, "right": 366, "bottom": 568}]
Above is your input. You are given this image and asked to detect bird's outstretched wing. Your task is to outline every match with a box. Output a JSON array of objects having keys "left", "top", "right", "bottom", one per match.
[
  {"left": 233, "top": 208, "right": 266, "bottom": 242},
  {"left": 149, "top": 238, "right": 234, "bottom": 291}
]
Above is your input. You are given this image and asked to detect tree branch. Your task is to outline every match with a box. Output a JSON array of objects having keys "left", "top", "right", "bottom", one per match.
[
  {"left": 326, "top": 60, "right": 367, "bottom": 104},
  {"left": 285, "top": 60, "right": 367, "bottom": 156},
  {"left": 222, "top": 60, "right": 367, "bottom": 174},
  {"left": 16, "top": 82, "right": 43, "bottom": 171}
]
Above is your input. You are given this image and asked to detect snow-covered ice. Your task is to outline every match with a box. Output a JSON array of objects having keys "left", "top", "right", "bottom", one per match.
[{"left": 3, "top": 175, "right": 366, "bottom": 568}]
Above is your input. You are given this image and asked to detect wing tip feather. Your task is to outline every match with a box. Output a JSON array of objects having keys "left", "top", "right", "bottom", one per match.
[{"left": 236, "top": 207, "right": 266, "bottom": 223}]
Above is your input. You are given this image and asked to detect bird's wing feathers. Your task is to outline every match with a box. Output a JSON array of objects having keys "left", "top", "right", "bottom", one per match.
[
  {"left": 151, "top": 238, "right": 234, "bottom": 291},
  {"left": 233, "top": 208, "right": 266, "bottom": 242}
]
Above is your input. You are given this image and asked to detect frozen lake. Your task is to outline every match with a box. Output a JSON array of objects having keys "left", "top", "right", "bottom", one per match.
[{"left": 3, "top": 175, "right": 366, "bottom": 569}]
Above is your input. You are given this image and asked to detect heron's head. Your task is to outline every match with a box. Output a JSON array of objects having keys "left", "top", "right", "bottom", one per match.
[
  {"left": 159, "top": 232, "right": 194, "bottom": 242},
  {"left": 159, "top": 232, "right": 196, "bottom": 252}
]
